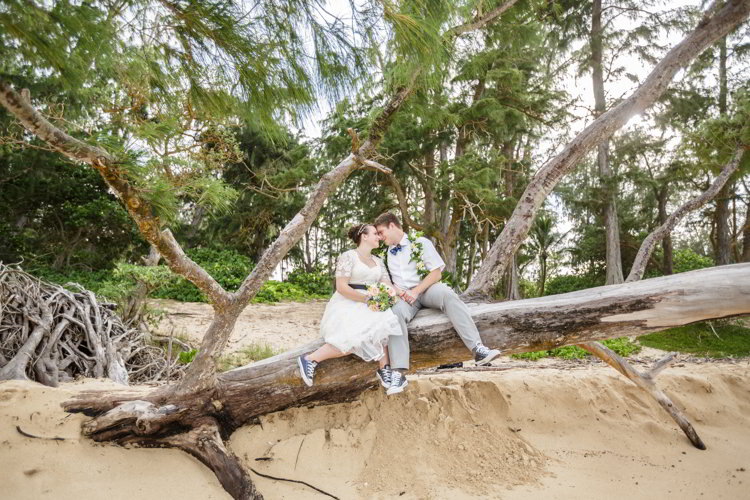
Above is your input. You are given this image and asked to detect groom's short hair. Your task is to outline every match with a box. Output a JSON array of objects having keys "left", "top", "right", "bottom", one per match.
[{"left": 374, "top": 212, "right": 402, "bottom": 229}]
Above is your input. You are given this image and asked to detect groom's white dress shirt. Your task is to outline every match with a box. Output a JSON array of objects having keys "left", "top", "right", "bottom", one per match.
[{"left": 387, "top": 234, "right": 445, "bottom": 289}]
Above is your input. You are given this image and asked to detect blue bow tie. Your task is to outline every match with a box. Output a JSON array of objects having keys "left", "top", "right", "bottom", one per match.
[{"left": 390, "top": 244, "right": 403, "bottom": 255}]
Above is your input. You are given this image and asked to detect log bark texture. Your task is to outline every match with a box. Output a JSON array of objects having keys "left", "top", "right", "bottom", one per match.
[{"left": 465, "top": 0, "right": 750, "bottom": 297}]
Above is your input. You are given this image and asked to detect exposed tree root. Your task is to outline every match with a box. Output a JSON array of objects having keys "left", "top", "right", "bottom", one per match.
[{"left": 0, "top": 264, "right": 184, "bottom": 386}]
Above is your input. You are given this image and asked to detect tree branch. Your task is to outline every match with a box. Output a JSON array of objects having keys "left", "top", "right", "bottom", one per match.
[
  {"left": 0, "top": 81, "right": 231, "bottom": 307},
  {"left": 626, "top": 147, "right": 745, "bottom": 282},
  {"left": 446, "top": 0, "right": 519, "bottom": 38},
  {"left": 386, "top": 175, "right": 425, "bottom": 231}
]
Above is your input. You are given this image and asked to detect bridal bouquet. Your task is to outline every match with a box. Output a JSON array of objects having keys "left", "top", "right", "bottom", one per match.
[{"left": 366, "top": 283, "right": 397, "bottom": 312}]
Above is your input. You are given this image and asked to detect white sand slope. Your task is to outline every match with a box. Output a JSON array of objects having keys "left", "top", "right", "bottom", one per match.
[{"left": 2, "top": 361, "right": 748, "bottom": 499}]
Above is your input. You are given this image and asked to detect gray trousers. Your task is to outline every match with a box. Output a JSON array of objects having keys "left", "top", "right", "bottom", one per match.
[{"left": 388, "top": 282, "right": 481, "bottom": 370}]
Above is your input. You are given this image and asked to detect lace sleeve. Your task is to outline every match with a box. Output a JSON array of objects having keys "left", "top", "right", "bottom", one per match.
[
  {"left": 376, "top": 256, "right": 392, "bottom": 284},
  {"left": 335, "top": 251, "right": 355, "bottom": 278}
]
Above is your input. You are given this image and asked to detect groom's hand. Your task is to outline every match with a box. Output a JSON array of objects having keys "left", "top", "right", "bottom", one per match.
[{"left": 402, "top": 288, "right": 419, "bottom": 305}]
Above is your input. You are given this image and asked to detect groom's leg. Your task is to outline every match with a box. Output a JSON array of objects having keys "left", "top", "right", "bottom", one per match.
[
  {"left": 388, "top": 300, "right": 420, "bottom": 370},
  {"left": 419, "top": 283, "right": 481, "bottom": 352}
]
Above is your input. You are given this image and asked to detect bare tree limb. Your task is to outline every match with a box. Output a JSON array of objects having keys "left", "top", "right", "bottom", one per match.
[
  {"left": 0, "top": 82, "right": 231, "bottom": 307},
  {"left": 446, "top": 0, "right": 519, "bottom": 37},
  {"left": 465, "top": 0, "right": 750, "bottom": 298},
  {"left": 626, "top": 147, "right": 745, "bottom": 282},
  {"left": 577, "top": 342, "right": 706, "bottom": 449}
]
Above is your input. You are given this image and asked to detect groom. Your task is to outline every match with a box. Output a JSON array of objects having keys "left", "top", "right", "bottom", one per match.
[{"left": 374, "top": 212, "right": 501, "bottom": 395}]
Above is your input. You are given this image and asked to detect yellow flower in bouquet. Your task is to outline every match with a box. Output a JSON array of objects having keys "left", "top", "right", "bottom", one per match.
[{"left": 366, "top": 283, "right": 397, "bottom": 311}]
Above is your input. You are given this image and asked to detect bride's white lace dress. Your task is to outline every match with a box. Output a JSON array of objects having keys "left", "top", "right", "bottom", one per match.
[{"left": 319, "top": 249, "right": 402, "bottom": 361}]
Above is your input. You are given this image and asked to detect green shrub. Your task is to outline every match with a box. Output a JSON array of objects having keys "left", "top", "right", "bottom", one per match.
[
  {"left": 32, "top": 249, "right": 331, "bottom": 305},
  {"left": 673, "top": 249, "right": 714, "bottom": 273},
  {"left": 252, "top": 280, "right": 313, "bottom": 303},
  {"left": 543, "top": 274, "right": 603, "bottom": 296},
  {"left": 286, "top": 266, "right": 333, "bottom": 296},
  {"left": 178, "top": 349, "right": 198, "bottom": 364},
  {"left": 644, "top": 248, "right": 715, "bottom": 279},
  {"left": 150, "top": 247, "right": 254, "bottom": 302},
  {"left": 511, "top": 336, "right": 641, "bottom": 361},
  {"left": 31, "top": 266, "right": 116, "bottom": 295}
]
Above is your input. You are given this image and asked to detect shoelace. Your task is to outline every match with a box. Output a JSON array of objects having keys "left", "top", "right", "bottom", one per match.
[
  {"left": 305, "top": 359, "right": 317, "bottom": 378},
  {"left": 391, "top": 371, "right": 402, "bottom": 385},
  {"left": 380, "top": 369, "right": 392, "bottom": 385},
  {"left": 476, "top": 345, "right": 489, "bottom": 357}
]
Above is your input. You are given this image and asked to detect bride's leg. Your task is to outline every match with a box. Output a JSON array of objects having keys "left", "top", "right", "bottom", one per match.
[
  {"left": 307, "top": 343, "right": 346, "bottom": 363},
  {"left": 299, "top": 344, "right": 347, "bottom": 387},
  {"left": 379, "top": 345, "right": 390, "bottom": 369}
]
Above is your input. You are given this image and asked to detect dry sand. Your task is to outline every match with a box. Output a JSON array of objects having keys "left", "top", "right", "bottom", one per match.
[
  {"left": 2, "top": 363, "right": 748, "bottom": 499},
  {"left": 2, "top": 300, "right": 749, "bottom": 499},
  {"left": 150, "top": 299, "right": 326, "bottom": 353}
]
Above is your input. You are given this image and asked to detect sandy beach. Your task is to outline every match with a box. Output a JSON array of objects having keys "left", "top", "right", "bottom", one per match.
[{"left": 2, "top": 300, "right": 749, "bottom": 499}]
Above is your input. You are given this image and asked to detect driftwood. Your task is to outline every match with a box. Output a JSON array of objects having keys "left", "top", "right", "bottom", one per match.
[
  {"left": 577, "top": 343, "right": 705, "bottom": 449},
  {"left": 465, "top": 0, "right": 750, "bottom": 297},
  {"left": 0, "top": 264, "right": 183, "bottom": 386}
]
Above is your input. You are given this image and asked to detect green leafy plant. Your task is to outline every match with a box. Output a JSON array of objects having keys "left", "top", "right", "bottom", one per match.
[
  {"left": 511, "top": 337, "right": 642, "bottom": 360},
  {"left": 178, "top": 349, "right": 199, "bottom": 364},
  {"left": 286, "top": 266, "right": 333, "bottom": 296}
]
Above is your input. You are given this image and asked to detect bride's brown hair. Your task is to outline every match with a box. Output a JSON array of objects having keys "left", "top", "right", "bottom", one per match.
[{"left": 347, "top": 224, "right": 371, "bottom": 245}]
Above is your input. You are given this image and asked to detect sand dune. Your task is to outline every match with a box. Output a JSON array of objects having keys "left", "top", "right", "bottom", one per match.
[{"left": 2, "top": 361, "right": 748, "bottom": 499}]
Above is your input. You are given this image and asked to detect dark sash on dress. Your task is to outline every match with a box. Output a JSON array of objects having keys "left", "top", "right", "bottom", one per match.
[{"left": 349, "top": 284, "right": 368, "bottom": 290}]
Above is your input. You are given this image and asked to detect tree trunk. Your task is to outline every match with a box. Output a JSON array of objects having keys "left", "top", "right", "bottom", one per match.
[
  {"left": 539, "top": 252, "right": 547, "bottom": 296},
  {"left": 592, "top": 0, "right": 624, "bottom": 285},
  {"left": 185, "top": 205, "right": 205, "bottom": 247},
  {"left": 715, "top": 35, "right": 732, "bottom": 266},
  {"left": 742, "top": 197, "right": 750, "bottom": 262},
  {"left": 504, "top": 253, "right": 522, "bottom": 300},
  {"left": 466, "top": 233, "right": 477, "bottom": 288},
  {"left": 657, "top": 184, "right": 674, "bottom": 275},
  {"left": 423, "top": 148, "right": 437, "bottom": 229},
  {"left": 465, "top": 1, "right": 750, "bottom": 298},
  {"left": 715, "top": 182, "right": 733, "bottom": 265}
]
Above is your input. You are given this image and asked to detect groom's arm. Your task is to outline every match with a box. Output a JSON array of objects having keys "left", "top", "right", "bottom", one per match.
[
  {"left": 402, "top": 269, "right": 441, "bottom": 304},
  {"left": 403, "top": 237, "right": 445, "bottom": 304},
  {"left": 412, "top": 269, "right": 442, "bottom": 294}
]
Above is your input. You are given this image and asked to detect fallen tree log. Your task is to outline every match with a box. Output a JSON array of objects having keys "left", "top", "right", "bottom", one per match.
[{"left": 66, "top": 263, "right": 750, "bottom": 421}]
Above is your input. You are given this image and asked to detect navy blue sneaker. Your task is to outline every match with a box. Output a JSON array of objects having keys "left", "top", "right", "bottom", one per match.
[
  {"left": 473, "top": 344, "right": 501, "bottom": 366},
  {"left": 376, "top": 365, "right": 392, "bottom": 389},
  {"left": 297, "top": 355, "right": 318, "bottom": 387},
  {"left": 386, "top": 370, "right": 408, "bottom": 395}
]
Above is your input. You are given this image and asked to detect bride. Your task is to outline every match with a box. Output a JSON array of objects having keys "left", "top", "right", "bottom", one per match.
[{"left": 297, "top": 223, "right": 404, "bottom": 394}]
